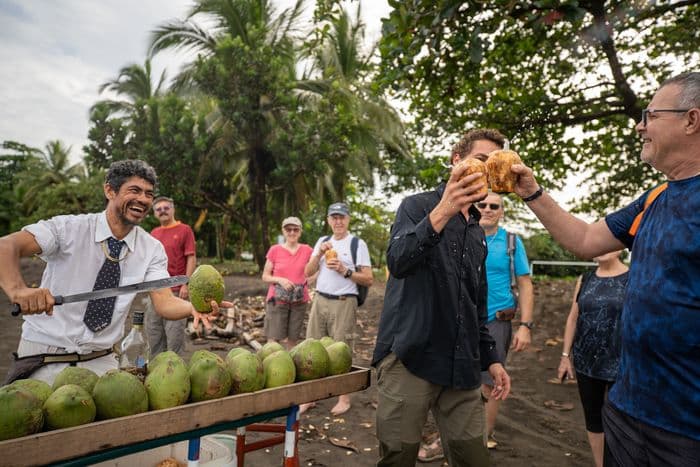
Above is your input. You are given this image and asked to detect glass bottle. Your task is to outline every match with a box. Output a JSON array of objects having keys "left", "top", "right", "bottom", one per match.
[{"left": 119, "top": 310, "right": 150, "bottom": 380}]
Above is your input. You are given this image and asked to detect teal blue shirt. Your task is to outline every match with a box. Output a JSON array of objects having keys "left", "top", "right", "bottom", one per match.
[{"left": 484, "top": 227, "right": 530, "bottom": 322}]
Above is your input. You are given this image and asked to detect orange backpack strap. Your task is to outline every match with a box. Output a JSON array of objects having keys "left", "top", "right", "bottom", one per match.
[{"left": 628, "top": 182, "right": 668, "bottom": 236}]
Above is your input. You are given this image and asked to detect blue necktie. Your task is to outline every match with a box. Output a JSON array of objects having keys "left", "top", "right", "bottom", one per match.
[{"left": 84, "top": 237, "right": 124, "bottom": 332}]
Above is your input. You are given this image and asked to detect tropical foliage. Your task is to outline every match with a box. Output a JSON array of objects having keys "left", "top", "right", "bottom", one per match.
[
  {"left": 7, "top": 0, "right": 696, "bottom": 277},
  {"left": 4, "top": 0, "right": 409, "bottom": 271},
  {"left": 377, "top": 0, "right": 700, "bottom": 213},
  {"left": 143, "top": 0, "right": 408, "bottom": 267}
]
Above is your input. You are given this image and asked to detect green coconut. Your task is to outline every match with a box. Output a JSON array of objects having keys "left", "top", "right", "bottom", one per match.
[
  {"left": 188, "top": 265, "right": 225, "bottom": 313},
  {"left": 326, "top": 342, "right": 353, "bottom": 375},
  {"left": 149, "top": 350, "right": 185, "bottom": 373},
  {"left": 92, "top": 370, "right": 148, "bottom": 420},
  {"left": 52, "top": 366, "right": 99, "bottom": 394},
  {"left": 145, "top": 358, "right": 191, "bottom": 410},
  {"left": 0, "top": 386, "right": 44, "bottom": 441},
  {"left": 262, "top": 350, "right": 296, "bottom": 389},
  {"left": 189, "top": 358, "right": 232, "bottom": 402},
  {"left": 319, "top": 336, "right": 336, "bottom": 348},
  {"left": 226, "top": 351, "right": 265, "bottom": 394},
  {"left": 291, "top": 339, "right": 330, "bottom": 381},
  {"left": 226, "top": 347, "right": 249, "bottom": 362},
  {"left": 10, "top": 379, "right": 52, "bottom": 404},
  {"left": 189, "top": 350, "right": 224, "bottom": 369},
  {"left": 258, "top": 341, "right": 285, "bottom": 362},
  {"left": 43, "top": 384, "right": 96, "bottom": 430}
]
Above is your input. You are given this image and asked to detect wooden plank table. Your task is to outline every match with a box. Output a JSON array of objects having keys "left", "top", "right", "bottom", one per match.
[{"left": 0, "top": 366, "right": 371, "bottom": 466}]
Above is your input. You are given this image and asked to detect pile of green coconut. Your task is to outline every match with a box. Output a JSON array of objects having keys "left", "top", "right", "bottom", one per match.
[
  {"left": 0, "top": 338, "right": 351, "bottom": 441},
  {"left": 0, "top": 264, "right": 352, "bottom": 441}
]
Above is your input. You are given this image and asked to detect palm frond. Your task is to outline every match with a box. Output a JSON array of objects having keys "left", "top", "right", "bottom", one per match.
[{"left": 149, "top": 19, "right": 218, "bottom": 57}]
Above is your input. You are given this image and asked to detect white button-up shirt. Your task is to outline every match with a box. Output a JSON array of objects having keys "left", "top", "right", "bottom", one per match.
[{"left": 21, "top": 211, "right": 169, "bottom": 353}]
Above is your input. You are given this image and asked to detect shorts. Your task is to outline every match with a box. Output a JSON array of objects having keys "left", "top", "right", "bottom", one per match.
[
  {"left": 264, "top": 300, "right": 307, "bottom": 341},
  {"left": 575, "top": 371, "right": 613, "bottom": 433},
  {"left": 480, "top": 319, "right": 512, "bottom": 386},
  {"left": 305, "top": 293, "right": 357, "bottom": 349}
]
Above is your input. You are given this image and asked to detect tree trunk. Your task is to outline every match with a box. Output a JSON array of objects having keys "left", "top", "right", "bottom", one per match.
[
  {"left": 214, "top": 217, "right": 224, "bottom": 262},
  {"left": 249, "top": 149, "right": 271, "bottom": 270}
]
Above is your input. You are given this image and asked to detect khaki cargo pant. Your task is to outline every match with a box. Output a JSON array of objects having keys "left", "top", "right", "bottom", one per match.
[{"left": 376, "top": 353, "right": 489, "bottom": 467}]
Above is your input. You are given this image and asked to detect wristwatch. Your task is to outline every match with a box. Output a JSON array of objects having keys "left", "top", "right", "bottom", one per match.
[
  {"left": 519, "top": 321, "right": 534, "bottom": 330},
  {"left": 343, "top": 269, "right": 353, "bottom": 279}
]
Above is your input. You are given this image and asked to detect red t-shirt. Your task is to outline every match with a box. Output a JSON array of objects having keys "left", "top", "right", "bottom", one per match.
[
  {"left": 265, "top": 244, "right": 313, "bottom": 302},
  {"left": 151, "top": 222, "right": 196, "bottom": 291}
]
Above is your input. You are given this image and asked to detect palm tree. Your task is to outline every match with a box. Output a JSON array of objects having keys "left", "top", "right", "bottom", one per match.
[
  {"left": 149, "top": 0, "right": 305, "bottom": 267},
  {"left": 15, "top": 140, "right": 86, "bottom": 215},
  {"left": 91, "top": 59, "right": 169, "bottom": 158},
  {"left": 91, "top": 59, "right": 167, "bottom": 121},
  {"left": 296, "top": 6, "right": 409, "bottom": 203}
]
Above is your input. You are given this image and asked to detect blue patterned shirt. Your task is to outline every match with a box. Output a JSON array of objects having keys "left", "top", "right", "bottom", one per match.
[{"left": 605, "top": 175, "right": 700, "bottom": 440}]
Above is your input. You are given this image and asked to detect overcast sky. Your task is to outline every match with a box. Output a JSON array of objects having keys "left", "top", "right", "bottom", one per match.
[{"left": 0, "top": 0, "right": 391, "bottom": 158}]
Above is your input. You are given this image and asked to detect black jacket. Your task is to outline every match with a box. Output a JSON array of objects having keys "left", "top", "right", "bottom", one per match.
[{"left": 372, "top": 183, "right": 499, "bottom": 389}]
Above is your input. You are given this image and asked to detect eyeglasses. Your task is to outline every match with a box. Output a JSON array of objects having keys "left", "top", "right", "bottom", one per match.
[
  {"left": 641, "top": 108, "right": 690, "bottom": 127},
  {"left": 476, "top": 202, "right": 501, "bottom": 210},
  {"left": 155, "top": 206, "right": 171, "bottom": 213},
  {"left": 284, "top": 227, "right": 300, "bottom": 233}
]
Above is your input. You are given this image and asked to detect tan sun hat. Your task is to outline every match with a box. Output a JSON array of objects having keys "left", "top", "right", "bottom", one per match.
[{"left": 281, "top": 216, "right": 302, "bottom": 228}]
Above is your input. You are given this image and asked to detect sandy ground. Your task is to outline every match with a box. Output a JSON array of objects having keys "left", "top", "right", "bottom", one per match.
[{"left": 0, "top": 258, "right": 593, "bottom": 466}]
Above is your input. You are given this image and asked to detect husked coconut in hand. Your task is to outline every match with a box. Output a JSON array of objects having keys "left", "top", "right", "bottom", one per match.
[
  {"left": 188, "top": 265, "right": 225, "bottom": 313},
  {"left": 324, "top": 249, "right": 338, "bottom": 262},
  {"left": 456, "top": 157, "right": 489, "bottom": 198},
  {"left": 486, "top": 149, "right": 522, "bottom": 193}
]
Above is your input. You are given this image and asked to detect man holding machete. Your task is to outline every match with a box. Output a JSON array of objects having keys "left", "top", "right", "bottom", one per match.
[{"left": 0, "top": 159, "right": 228, "bottom": 385}]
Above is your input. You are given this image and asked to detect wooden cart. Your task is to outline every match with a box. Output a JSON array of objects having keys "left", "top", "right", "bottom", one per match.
[{"left": 0, "top": 366, "right": 371, "bottom": 466}]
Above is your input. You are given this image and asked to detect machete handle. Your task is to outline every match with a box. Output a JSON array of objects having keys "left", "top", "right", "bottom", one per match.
[{"left": 10, "top": 295, "right": 64, "bottom": 316}]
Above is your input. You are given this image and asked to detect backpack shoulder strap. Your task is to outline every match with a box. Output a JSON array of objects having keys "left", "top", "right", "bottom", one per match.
[
  {"left": 350, "top": 236, "right": 359, "bottom": 267},
  {"left": 323, "top": 235, "right": 331, "bottom": 242},
  {"left": 507, "top": 231, "right": 517, "bottom": 289},
  {"left": 628, "top": 182, "right": 668, "bottom": 237}
]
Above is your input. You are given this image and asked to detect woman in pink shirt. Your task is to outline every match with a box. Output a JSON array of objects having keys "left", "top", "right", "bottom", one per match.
[{"left": 261, "top": 216, "right": 313, "bottom": 349}]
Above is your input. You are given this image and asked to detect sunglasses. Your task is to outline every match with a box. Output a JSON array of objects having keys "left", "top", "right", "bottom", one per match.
[
  {"left": 155, "top": 206, "right": 171, "bottom": 213},
  {"left": 476, "top": 202, "right": 501, "bottom": 210},
  {"left": 284, "top": 227, "right": 301, "bottom": 233}
]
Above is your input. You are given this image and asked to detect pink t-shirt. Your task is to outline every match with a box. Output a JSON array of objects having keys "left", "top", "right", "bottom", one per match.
[{"left": 265, "top": 244, "right": 314, "bottom": 302}]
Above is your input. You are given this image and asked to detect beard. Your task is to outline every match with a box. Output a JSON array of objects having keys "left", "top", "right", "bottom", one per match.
[{"left": 116, "top": 201, "right": 148, "bottom": 226}]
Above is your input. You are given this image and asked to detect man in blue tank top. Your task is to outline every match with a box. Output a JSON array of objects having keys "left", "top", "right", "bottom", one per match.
[{"left": 509, "top": 72, "right": 700, "bottom": 466}]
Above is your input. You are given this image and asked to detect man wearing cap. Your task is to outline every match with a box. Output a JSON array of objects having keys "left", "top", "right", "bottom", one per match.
[
  {"left": 304, "top": 202, "right": 373, "bottom": 416},
  {"left": 147, "top": 196, "right": 197, "bottom": 357},
  {"left": 261, "top": 216, "right": 313, "bottom": 349}
]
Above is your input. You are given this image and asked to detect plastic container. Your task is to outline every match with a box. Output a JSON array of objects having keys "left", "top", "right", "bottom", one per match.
[{"left": 91, "top": 434, "right": 236, "bottom": 467}]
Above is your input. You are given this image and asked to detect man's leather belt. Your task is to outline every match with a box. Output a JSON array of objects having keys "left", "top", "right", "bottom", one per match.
[
  {"left": 317, "top": 291, "right": 358, "bottom": 301},
  {"left": 42, "top": 348, "right": 113, "bottom": 363},
  {"left": 3, "top": 348, "right": 114, "bottom": 385}
]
